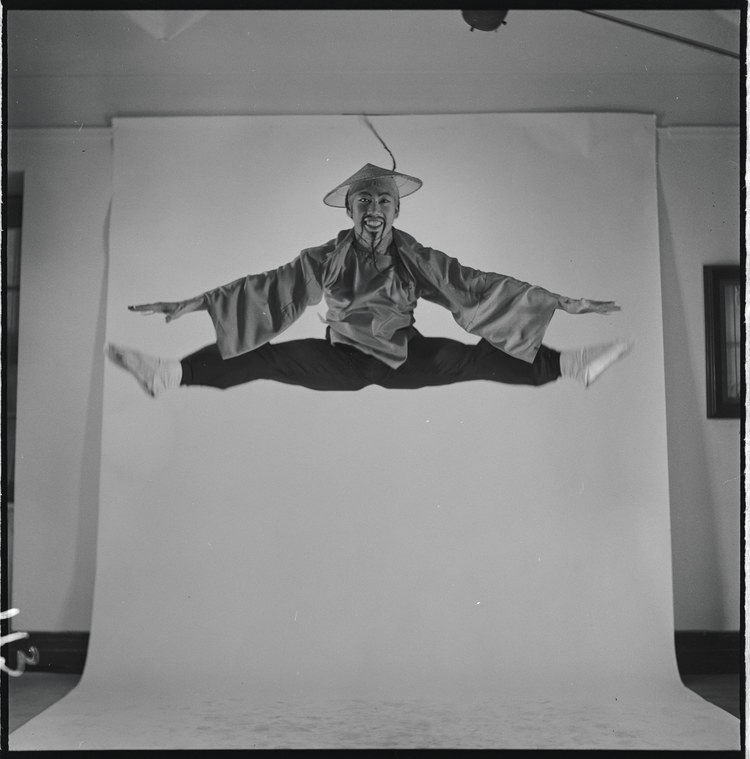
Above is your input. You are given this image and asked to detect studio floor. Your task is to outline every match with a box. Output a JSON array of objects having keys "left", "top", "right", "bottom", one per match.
[{"left": 7, "top": 671, "right": 742, "bottom": 737}]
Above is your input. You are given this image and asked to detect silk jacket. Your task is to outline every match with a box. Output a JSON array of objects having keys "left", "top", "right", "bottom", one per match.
[{"left": 202, "top": 228, "right": 559, "bottom": 369}]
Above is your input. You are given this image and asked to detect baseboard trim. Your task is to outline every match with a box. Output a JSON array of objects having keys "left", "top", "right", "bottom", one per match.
[
  {"left": 5, "top": 631, "right": 89, "bottom": 674},
  {"left": 674, "top": 630, "right": 742, "bottom": 675},
  {"left": 3, "top": 630, "right": 741, "bottom": 676}
]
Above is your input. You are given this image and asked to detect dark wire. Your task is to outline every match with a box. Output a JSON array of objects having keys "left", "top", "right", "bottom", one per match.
[
  {"left": 580, "top": 10, "right": 740, "bottom": 61},
  {"left": 360, "top": 114, "right": 398, "bottom": 171}
]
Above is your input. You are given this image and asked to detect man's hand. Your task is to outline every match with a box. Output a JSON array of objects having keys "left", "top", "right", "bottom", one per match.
[
  {"left": 556, "top": 296, "right": 621, "bottom": 315},
  {"left": 128, "top": 295, "right": 205, "bottom": 323}
]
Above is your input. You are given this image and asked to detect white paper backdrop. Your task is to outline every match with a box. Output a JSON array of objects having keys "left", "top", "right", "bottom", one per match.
[{"left": 11, "top": 113, "right": 739, "bottom": 749}]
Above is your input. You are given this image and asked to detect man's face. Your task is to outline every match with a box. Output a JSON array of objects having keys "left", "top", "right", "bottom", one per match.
[{"left": 347, "top": 179, "right": 399, "bottom": 248}]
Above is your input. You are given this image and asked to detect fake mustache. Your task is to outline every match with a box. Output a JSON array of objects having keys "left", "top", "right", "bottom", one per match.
[{"left": 362, "top": 215, "right": 385, "bottom": 227}]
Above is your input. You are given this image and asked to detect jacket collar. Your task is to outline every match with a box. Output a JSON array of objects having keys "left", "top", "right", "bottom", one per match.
[{"left": 334, "top": 226, "right": 417, "bottom": 253}]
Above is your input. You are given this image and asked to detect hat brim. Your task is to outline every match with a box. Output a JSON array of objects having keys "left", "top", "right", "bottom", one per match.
[{"left": 323, "top": 166, "right": 422, "bottom": 207}]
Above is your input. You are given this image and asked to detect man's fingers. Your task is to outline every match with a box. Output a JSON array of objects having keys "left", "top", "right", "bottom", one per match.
[
  {"left": 559, "top": 297, "right": 621, "bottom": 314},
  {"left": 128, "top": 303, "right": 161, "bottom": 313},
  {"left": 128, "top": 302, "right": 174, "bottom": 315},
  {"left": 582, "top": 299, "right": 620, "bottom": 313}
]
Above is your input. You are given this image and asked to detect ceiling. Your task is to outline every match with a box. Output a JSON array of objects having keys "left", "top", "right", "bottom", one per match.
[{"left": 6, "top": 9, "right": 742, "bottom": 129}]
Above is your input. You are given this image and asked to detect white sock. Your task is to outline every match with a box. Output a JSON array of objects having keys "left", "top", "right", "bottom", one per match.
[
  {"left": 106, "top": 344, "right": 182, "bottom": 398},
  {"left": 560, "top": 338, "right": 635, "bottom": 387}
]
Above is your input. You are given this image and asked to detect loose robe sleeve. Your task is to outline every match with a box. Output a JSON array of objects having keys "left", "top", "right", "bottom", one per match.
[
  {"left": 400, "top": 239, "right": 559, "bottom": 363},
  {"left": 202, "top": 246, "right": 329, "bottom": 359}
]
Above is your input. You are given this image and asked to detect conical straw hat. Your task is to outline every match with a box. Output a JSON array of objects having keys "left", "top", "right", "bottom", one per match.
[{"left": 323, "top": 163, "right": 422, "bottom": 207}]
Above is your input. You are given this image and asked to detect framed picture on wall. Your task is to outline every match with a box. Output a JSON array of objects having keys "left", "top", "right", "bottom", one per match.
[{"left": 704, "top": 265, "right": 742, "bottom": 418}]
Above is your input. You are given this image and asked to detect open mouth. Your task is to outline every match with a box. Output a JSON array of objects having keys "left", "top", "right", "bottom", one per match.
[{"left": 364, "top": 216, "right": 384, "bottom": 230}]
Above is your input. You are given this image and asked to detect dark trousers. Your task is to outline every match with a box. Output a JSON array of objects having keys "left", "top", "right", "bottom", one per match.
[{"left": 180, "top": 330, "right": 561, "bottom": 391}]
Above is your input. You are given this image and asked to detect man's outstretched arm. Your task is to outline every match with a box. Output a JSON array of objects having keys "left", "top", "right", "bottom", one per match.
[{"left": 123, "top": 246, "right": 329, "bottom": 359}]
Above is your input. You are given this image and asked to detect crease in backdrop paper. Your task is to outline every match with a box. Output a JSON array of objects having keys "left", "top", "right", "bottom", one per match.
[{"left": 11, "top": 113, "right": 739, "bottom": 749}]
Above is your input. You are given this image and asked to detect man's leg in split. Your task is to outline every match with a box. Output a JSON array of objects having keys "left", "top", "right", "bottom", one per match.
[
  {"left": 377, "top": 335, "right": 561, "bottom": 389},
  {"left": 107, "top": 339, "right": 373, "bottom": 396},
  {"left": 375, "top": 334, "right": 633, "bottom": 389},
  {"left": 181, "top": 340, "right": 371, "bottom": 392}
]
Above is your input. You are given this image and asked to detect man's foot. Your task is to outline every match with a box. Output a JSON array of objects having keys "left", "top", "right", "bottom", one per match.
[
  {"left": 560, "top": 338, "right": 635, "bottom": 387},
  {"left": 106, "top": 344, "right": 182, "bottom": 398}
]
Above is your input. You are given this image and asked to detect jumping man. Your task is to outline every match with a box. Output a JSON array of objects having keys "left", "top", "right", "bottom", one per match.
[{"left": 107, "top": 163, "right": 634, "bottom": 397}]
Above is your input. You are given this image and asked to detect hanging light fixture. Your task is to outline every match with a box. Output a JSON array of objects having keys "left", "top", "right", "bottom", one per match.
[
  {"left": 459, "top": 9, "right": 739, "bottom": 59},
  {"left": 461, "top": 11, "right": 509, "bottom": 32}
]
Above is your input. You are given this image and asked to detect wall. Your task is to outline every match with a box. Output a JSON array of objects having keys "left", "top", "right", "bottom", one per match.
[
  {"left": 8, "top": 130, "right": 111, "bottom": 630},
  {"left": 7, "top": 124, "right": 741, "bottom": 633},
  {"left": 656, "top": 127, "right": 741, "bottom": 630}
]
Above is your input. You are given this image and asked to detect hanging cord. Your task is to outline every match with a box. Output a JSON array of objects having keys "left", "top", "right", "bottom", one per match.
[{"left": 360, "top": 114, "right": 397, "bottom": 171}]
